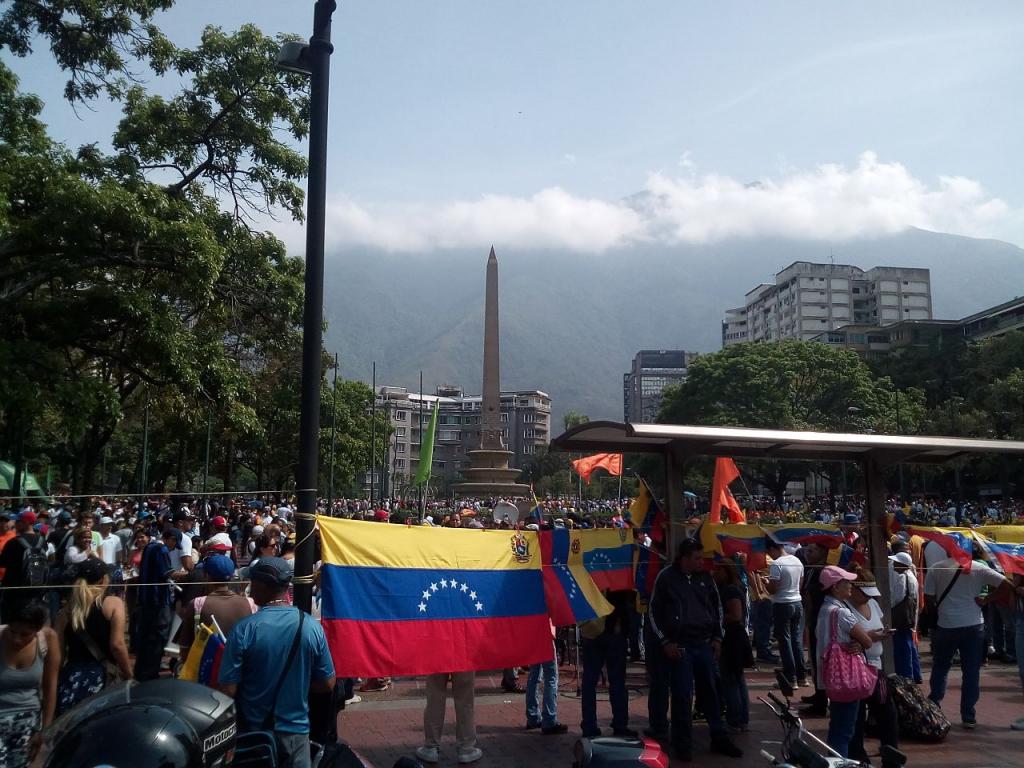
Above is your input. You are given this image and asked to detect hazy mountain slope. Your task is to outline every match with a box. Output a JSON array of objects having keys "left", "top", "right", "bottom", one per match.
[{"left": 322, "top": 229, "right": 1024, "bottom": 425}]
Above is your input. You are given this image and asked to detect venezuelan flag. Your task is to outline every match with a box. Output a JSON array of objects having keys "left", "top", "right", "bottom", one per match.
[
  {"left": 630, "top": 481, "right": 666, "bottom": 607},
  {"left": 319, "top": 517, "right": 553, "bottom": 677},
  {"left": 197, "top": 633, "right": 225, "bottom": 686},
  {"left": 976, "top": 525, "right": 1024, "bottom": 544},
  {"left": 540, "top": 528, "right": 613, "bottom": 627},
  {"left": 627, "top": 482, "right": 653, "bottom": 530},
  {"left": 178, "top": 623, "right": 224, "bottom": 685},
  {"left": 979, "top": 539, "right": 1024, "bottom": 576},
  {"left": 764, "top": 523, "right": 844, "bottom": 549},
  {"left": 702, "top": 524, "right": 768, "bottom": 570},
  {"left": 907, "top": 525, "right": 975, "bottom": 569},
  {"left": 829, "top": 542, "right": 865, "bottom": 569},
  {"left": 581, "top": 528, "right": 635, "bottom": 592}
]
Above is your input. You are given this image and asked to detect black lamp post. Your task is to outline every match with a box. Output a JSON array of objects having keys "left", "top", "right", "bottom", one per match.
[{"left": 280, "top": 0, "right": 337, "bottom": 615}]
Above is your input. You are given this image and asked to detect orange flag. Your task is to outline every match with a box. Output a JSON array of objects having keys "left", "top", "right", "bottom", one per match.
[
  {"left": 571, "top": 453, "right": 623, "bottom": 484},
  {"left": 709, "top": 457, "right": 745, "bottom": 524}
]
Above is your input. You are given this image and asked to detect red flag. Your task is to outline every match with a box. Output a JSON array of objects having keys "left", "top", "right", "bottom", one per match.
[
  {"left": 571, "top": 453, "right": 623, "bottom": 484},
  {"left": 709, "top": 458, "right": 745, "bottom": 524}
]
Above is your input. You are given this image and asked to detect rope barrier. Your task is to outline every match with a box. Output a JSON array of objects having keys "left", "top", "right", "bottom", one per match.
[{"left": 15, "top": 490, "right": 299, "bottom": 500}]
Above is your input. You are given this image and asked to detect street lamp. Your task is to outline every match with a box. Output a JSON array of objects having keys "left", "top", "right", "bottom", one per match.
[
  {"left": 893, "top": 391, "right": 906, "bottom": 499},
  {"left": 282, "top": 0, "right": 337, "bottom": 615},
  {"left": 841, "top": 406, "right": 862, "bottom": 498}
]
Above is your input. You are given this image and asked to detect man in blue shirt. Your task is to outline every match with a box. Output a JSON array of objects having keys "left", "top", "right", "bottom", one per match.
[
  {"left": 219, "top": 557, "right": 335, "bottom": 768},
  {"left": 133, "top": 528, "right": 175, "bottom": 680}
]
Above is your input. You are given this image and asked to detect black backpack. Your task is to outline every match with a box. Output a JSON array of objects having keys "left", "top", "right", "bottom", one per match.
[{"left": 18, "top": 536, "right": 49, "bottom": 588}]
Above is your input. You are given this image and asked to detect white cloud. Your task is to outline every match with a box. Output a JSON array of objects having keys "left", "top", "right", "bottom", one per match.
[{"left": 305, "top": 152, "right": 1014, "bottom": 253}]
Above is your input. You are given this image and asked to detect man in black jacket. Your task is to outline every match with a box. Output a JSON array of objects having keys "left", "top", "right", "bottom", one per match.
[{"left": 648, "top": 537, "right": 742, "bottom": 761}]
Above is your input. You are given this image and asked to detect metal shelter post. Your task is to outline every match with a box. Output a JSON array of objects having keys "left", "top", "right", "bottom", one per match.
[
  {"left": 863, "top": 454, "right": 895, "bottom": 675},
  {"left": 665, "top": 450, "right": 685, "bottom": 559}
]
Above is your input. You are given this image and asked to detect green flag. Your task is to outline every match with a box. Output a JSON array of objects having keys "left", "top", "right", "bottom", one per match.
[{"left": 415, "top": 400, "right": 440, "bottom": 486}]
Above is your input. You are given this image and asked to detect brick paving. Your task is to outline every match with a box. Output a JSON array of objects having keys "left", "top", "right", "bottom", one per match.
[{"left": 337, "top": 656, "right": 1024, "bottom": 768}]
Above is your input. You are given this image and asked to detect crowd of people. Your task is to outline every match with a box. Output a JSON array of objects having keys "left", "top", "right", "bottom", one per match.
[{"left": 0, "top": 491, "right": 1023, "bottom": 767}]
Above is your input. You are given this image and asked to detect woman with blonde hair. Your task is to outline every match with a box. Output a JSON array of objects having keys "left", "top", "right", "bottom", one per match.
[{"left": 54, "top": 558, "right": 132, "bottom": 714}]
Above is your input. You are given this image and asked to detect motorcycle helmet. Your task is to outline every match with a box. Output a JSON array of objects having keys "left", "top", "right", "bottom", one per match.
[{"left": 43, "top": 680, "right": 236, "bottom": 768}]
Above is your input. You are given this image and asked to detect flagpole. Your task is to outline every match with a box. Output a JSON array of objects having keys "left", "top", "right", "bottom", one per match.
[
  {"left": 418, "top": 370, "right": 424, "bottom": 520},
  {"left": 328, "top": 353, "right": 339, "bottom": 507},
  {"left": 369, "top": 361, "right": 376, "bottom": 506}
]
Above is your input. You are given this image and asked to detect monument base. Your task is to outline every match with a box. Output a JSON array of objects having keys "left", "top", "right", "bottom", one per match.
[{"left": 450, "top": 482, "right": 533, "bottom": 497}]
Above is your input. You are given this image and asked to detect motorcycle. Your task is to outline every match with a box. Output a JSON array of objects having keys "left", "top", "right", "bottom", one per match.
[{"left": 759, "top": 671, "right": 907, "bottom": 768}]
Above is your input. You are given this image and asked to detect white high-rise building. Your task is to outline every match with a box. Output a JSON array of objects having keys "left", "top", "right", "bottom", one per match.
[{"left": 722, "top": 261, "right": 932, "bottom": 347}]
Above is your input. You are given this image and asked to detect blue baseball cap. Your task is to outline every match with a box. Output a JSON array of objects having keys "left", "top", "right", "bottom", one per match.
[{"left": 202, "top": 555, "right": 235, "bottom": 582}]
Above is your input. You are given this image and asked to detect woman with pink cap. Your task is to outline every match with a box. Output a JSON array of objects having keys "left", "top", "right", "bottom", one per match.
[{"left": 814, "top": 565, "right": 888, "bottom": 759}]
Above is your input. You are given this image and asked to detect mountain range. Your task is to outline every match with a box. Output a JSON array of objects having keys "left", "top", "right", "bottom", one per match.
[{"left": 322, "top": 228, "right": 1024, "bottom": 427}]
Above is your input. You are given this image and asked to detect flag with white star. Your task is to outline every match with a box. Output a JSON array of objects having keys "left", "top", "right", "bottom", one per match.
[
  {"left": 540, "top": 528, "right": 614, "bottom": 627},
  {"left": 318, "top": 517, "right": 554, "bottom": 677}
]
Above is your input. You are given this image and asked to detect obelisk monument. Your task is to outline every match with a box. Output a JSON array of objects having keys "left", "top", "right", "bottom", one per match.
[{"left": 452, "top": 247, "right": 531, "bottom": 497}]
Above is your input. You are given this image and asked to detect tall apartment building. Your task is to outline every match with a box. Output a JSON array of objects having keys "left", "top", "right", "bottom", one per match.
[
  {"left": 623, "top": 350, "right": 698, "bottom": 424},
  {"left": 721, "top": 261, "right": 932, "bottom": 347},
  {"left": 373, "top": 385, "right": 551, "bottom": 496}
]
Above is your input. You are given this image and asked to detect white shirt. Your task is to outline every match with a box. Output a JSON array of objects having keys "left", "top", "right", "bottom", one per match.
[
  {"left": 924, "top": 558, "right": 1005, "bottom": 629},
  {"left": 205, "top": 532, "right": 233, "bottom": 551},
  {"left": 890, "top": 565, "right": 918, "bottom": 606},
  {"left": 768, "top": 554, "right": 804, "bottom": 604},
  {"left": 65, "top": 545, "right": 90, "bottom": 565},
  {"left": 923, "top": 540, "right": 948, "bottom": 570},
  {"left": 168, "top": 535, "right": 194, "bottom": 571},
  {"left": 854, "top": 599, "right": 885, "bottom": 669},
  {"left": 96, "top": 532, "right": 123, "bottom": 565}
]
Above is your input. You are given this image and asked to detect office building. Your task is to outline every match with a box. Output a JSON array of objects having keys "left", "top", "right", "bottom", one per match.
[
  {"left": 722, "top": 261, "right": 932, "bottom": 346},
  {"left": 813, "top": 294, "right": 1024, "bottom": 358},
  {"left": 623, "top": 350, "right": 698, "bottom": 424},
  {"left": 373, "top": 385, "right": 551, "bottom": 496}
]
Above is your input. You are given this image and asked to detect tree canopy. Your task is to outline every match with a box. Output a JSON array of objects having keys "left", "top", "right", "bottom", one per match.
[{"left": 0, "top": 3, "right": 383, "bottom": 496}]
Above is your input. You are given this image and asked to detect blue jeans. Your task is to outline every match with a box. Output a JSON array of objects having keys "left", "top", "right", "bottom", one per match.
[
  {"left": 772, "top": 601, "right": 806, "bottom": 684},
  {"left": 991, "top": 604, "right": 1017, "bottom": 659},
  {"left": 929, "top": 623, "right": 986, "bottom": 722},
  {"left": 581, "top": 633, "right": 629, "bottom": 735},
  {"left": 827, "top": 700, "right": 861, "bottom": 758},
  {"left": 276, "top": 733, "right": 311, "bottom": 768},
  {"left": 892, "top": 628, "right": 921, "bottom": 681},
  {"left": 666, "top": 643, "right": 726, "bottom": 749},
  {"left": 1015, "top": 612, "right": 1024, "bottom": 689},
  {"left": 526, "top": 653, "right": 559, "bottom": 728},
  {"left": 645, "top": 640, "right": 670, "bottom": 733},
  {"left": 719, "top": 663, "right": 749, "bottom": 728},
  {"left": 751, "top": 599, "right": 774, "bottom": 658}
]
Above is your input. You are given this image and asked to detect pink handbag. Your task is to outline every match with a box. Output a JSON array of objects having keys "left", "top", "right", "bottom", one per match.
[{"left": 822, "top": 607, "right": 877, "bottom": 703}]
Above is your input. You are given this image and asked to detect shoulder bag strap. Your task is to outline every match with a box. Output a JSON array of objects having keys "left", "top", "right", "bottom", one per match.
[
  {"left": 935, "top": 565, "right": 963, "bottom": 608},
  {"left": 260, "top": 608, "right": 306, "bottom": 731}
]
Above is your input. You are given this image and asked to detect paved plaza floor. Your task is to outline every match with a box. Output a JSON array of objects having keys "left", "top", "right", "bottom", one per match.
[{"left": 337, "top": 653, "right": 1024, "bottom": 768}]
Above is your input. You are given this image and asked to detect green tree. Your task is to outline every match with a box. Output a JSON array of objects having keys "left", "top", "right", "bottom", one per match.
[
  {"left": 0, "top": 10, "right": 315, "bottom": 494},
  {"left": 658, "top": 341, "right": 925, "bottom": 501},
  {"left": 562, "top": 410, "right": 590, "bottom": 432}
]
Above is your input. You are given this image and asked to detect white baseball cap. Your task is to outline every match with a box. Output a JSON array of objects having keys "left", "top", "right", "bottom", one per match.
[{"left": 889, "top": 552, "right": 913, "bottom": 567}]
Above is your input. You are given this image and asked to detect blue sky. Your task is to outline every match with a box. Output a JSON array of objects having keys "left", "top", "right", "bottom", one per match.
[{"left": 9, "top": 1, "right": 1024, "bottom": 249}]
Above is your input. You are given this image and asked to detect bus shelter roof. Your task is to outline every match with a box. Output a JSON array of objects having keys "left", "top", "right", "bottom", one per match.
[{"left": 550, "top": 421, "right": 1024, "bottom": 466}]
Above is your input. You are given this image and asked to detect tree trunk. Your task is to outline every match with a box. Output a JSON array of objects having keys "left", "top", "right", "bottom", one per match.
[
  {"left": 176, "top": 439, "right": 186, "bottom": 491},
  {"left": 223, "top": 437, "right": 234, "bottom": 498}
]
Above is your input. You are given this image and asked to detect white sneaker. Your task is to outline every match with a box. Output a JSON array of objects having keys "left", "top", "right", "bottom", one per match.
[
  {"left": 458, "top": 747, "right": 483, "bottom": 764},
  {"left": 415, "top": 746, "right": 439, "bottom": 763},
  {"left": 344, "top": 694, "right": 361, "bottom": 705}
]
